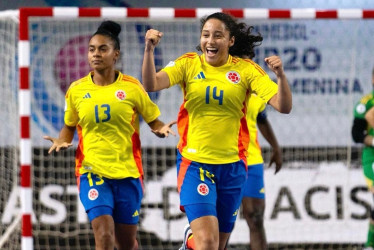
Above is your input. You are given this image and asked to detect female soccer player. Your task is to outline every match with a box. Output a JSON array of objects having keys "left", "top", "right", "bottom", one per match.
[
  {"left": 44, "top": 20, "right": 175, "bottom": 250},
  {"left": 234, "top": 27, "right": 283, "bottom": 250},
  {"left": 142, "top": 12, "right": 292, "bottom": 250}
]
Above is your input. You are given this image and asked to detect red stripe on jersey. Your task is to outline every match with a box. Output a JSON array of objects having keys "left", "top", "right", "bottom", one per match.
[
  {"left": 75, "top": 125, "right": 85, "bottom": 177},
  {"left": 177, "top": 100, "right": 189, "bottom": 154},
  {"left": 132, "top": 131, "right": 143, "bottom": 177},
  {"left": 177, "top": 156, "right": 191, "bottom": 193},
  {"left": 231, "top": 57, "right": 240, "bottom": 64},
  {"left": 76, "top": 176, "right": 81, "bottom": 192},
  {"left": 245, "top": 59, "right": 267, "bottom": 76},
  {"left": 175, "top": 52, "right": 198, "bottom": 62},
  {"left": 123, "top": 74, "right": 140, "bottom": 84},
  {"left": 123, "top": 74, "right": 147, "bottom": 93},
  {"left": 238, "top": 93, "right": 250, "bottom": 168}
]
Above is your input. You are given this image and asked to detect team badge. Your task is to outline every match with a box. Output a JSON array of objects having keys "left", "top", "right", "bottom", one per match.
[
  {"left": 115, "top": 90, "right": 126, "bottom": 101},
  {"left": 356, "top": 103, "right": 366, "bottom": 114},
  {"left": 88, "top": 188, "right": 99, "bottom": 201},
  {"left": 197, "top": 183, "right": 209, "bottom": 196},
  {"left": 226, "top": 71, "right": 241, "bottom": 84}
]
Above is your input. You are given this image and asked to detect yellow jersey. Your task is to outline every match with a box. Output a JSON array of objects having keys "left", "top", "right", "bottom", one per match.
[
  {"left": 246, "top": 94, "right": 266, "bottom": 165},
  {"left": 162, "top": 53, "right": 278, "bottom": 164},
  {"left": 64, "top": 71, "right": 160, "bottom": 179}
]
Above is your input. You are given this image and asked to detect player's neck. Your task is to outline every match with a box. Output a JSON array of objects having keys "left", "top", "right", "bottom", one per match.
[{"left": 92, "top": 69, "right": 117, "bottom": 86}]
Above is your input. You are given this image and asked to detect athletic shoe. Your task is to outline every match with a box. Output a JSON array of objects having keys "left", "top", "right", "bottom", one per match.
[
  {"left": 179, "top": 224, "right": 192, "bottom": 250},
  {"left": 363, "top": 247, "right": 374, "bottom": 250}
]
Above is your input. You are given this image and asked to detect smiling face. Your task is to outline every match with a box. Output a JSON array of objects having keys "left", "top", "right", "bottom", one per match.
[
  {"left": 200, "top": 18, "right": 235, "bottom": 67},
  {"left": 88, "top": 34, "right": 119, "bottom": 72}
]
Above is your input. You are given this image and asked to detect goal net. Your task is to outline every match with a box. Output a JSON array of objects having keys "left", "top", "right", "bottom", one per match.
[
  {"left": 1, "top": 7, "right": 374, "bottom": 250},
  {"left": 0, "top": 10, "right": 21, "bottom": 250}
]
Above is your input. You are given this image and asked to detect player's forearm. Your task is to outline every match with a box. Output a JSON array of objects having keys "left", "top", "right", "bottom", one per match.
[
  {"left": 142, "top": 49, "right": 159, "bottom": 92},
  {"left": 258, "top": 121, "right": 279, "bottom": 150},
  {"left": 148, "top": 118, "right": 165, "bottom": 131},
  {"left": 275, "top": 73, "right": 292, "bottom": 114},
  {"left": 59, "top": 124, "right": 75, "bottom": 143}
]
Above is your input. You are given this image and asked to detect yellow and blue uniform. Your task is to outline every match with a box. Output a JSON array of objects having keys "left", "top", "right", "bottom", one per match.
[
  {"left": 163, "top": 53, "right": 277, "bottom": 164},
  {"left": 65, "top": 71, "right": 160, "bottom": 223},
  {"left": 162, "top": 53, "right": 278, "bottom": 232},
  {"left": 243, "top": 94, "right": 267, "bottom": 199}
]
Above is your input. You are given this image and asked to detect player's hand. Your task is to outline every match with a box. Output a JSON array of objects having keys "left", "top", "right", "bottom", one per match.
[
  {"left": 43, "top": 136, "right": 73, "bottom": 154},
  {"left": 268, "top": 147, "right": 282, "bottom": 174},
  {"left": 151, "top": 120, "right": 177, "bottom": 138},
  {"left": 145, "top": 29, "right": 163, "bottom": 50},
  {"left": 265, "top": 55, "right": 285, "bottom": 78}
]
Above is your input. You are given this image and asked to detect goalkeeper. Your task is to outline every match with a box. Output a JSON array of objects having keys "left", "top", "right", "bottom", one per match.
[{"left": 352, "top": 68, "right": 374, "bottom": 250}]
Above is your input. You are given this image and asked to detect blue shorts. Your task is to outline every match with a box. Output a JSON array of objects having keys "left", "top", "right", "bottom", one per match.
[
  {"left": 79, "top": 172, "right": 143, "bottom": 224},
  {"left": 243, "top": 163, "right": 265, "bottom": 199},
  {"left": 176, "top": 151, "right": 247, "bottom": 232}
]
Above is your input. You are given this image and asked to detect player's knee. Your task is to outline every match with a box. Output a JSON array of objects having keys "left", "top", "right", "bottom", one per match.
[
  {"left": 116, "top": 238, "right": 138, "bottom": 250},
  {"left": 244, "top": 209, "right": 264, "bottom": 229},
  {"left": 195, "top": 230, "right": 218, "bottom": 249},
  {"left": 118, "top": 239, "right": 138, "bottom": 250},
  {"left": 96, "top": 229, "right": 114, "bottom": 246},
  {"left": 200, "top": 236, "right": 217, "bottom": 249}
]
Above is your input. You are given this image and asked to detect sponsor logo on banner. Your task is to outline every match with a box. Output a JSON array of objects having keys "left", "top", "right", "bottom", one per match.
[{"left": 0, "top": 163, "right": 371, "bottom": 243}]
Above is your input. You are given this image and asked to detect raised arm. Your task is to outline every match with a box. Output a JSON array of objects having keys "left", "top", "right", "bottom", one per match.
[
  {"left": 43, "top": 124, "right": 76, "bottom": 154},
  {"left": 257, "top": 114, "right": 282, "bottom": 174},
  {"left": 142, "top": 29, "right": 171, "bottom": 92},
  {"left": 266, "top": 56, "right": 292, "bottom": 114}
]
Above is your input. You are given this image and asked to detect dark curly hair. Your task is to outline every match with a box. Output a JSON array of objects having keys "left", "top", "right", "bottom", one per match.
[
  {"left": 92, "top": 20, "right": 121, "bottom": 50},
  {"left": 196, "top": 12, "right": 263, "bottom": 59}
]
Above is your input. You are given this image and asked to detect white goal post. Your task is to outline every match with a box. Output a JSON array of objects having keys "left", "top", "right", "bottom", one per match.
[{"left": 0, "top": 6, "right": 373, "bottom": 250}]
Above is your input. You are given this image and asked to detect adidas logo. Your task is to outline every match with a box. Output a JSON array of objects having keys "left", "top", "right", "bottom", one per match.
[
  {"left": 132, "top": 210, "right": 139, "bottom": 217},
  {"left": 83, "top": 93, "right": 91, "bottom": 99},
  {"left": 193, "top": 71, "right": 206, "bottom": 79},
  {"left": 232, "top": 208, "right": 239, "bottom": 216}
]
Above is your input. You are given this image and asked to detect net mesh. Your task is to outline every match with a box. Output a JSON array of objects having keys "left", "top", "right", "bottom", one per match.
[
  {"left": 0, "top": 13, "right": 21, "bottom": 250},
  {"left": 0, "top": 12, "right": 373, "bottom": 249}
]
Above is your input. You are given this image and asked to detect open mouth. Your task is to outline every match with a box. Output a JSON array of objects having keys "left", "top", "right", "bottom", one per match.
[{"left": 206, "top": 48, "right": 218, "bottom": 56}]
